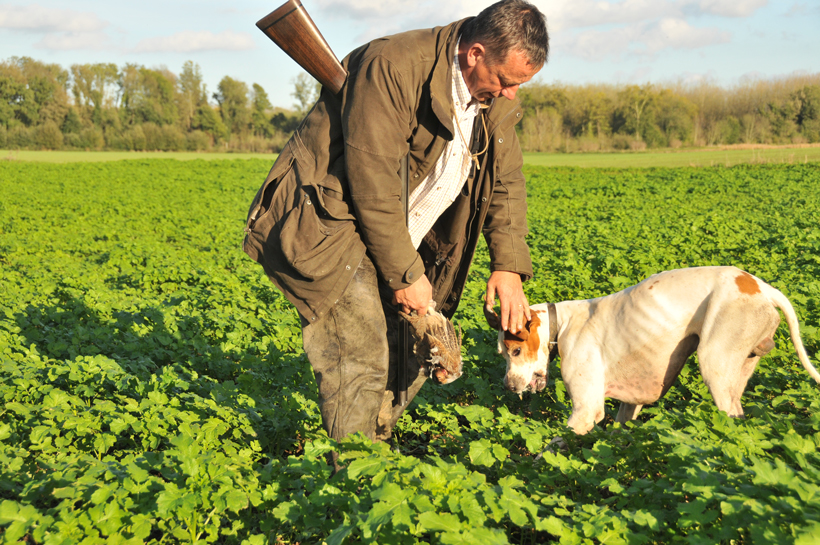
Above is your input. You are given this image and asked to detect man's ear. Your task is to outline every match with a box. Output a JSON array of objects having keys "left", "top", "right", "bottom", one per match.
[{"left": 465, "top": 42, "right": 486, "bottom": 68}]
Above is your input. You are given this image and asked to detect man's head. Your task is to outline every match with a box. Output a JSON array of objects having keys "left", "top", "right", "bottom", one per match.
[{"left": 459, "top": 0, "right": 549, "bottom": 102}]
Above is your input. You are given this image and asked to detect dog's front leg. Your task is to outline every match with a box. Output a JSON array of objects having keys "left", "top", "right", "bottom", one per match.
[{"left": 563, "top": 355, "right": 607, "bottom": 435}]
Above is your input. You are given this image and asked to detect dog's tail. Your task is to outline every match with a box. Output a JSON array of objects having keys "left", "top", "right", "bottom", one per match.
[{"left": 762, "top": 283, "right": 820, "bottom": 384}]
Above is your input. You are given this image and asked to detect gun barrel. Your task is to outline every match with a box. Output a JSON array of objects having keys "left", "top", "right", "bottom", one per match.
[{"left": 257, "top": 0, "right": 347, "bottom": 94}]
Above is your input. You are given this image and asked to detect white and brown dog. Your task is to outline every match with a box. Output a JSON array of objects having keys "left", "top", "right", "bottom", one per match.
[{"left": 484, "top": 266, "right": 820, "bottom": 435}]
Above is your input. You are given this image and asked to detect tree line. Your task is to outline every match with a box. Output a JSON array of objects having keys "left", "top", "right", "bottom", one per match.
[
  {"left": 0, "top": 57, "right": 315, "bottom": 154},
  {"left": 2, "top": 56, "right": 819, "bottom": 154},
  {"left": 517, "top": 74, "right": 820, "bottom": 152}
]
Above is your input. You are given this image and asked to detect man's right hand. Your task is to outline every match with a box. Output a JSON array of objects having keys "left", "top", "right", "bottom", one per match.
[{"left": 393, "top": 273, "right": 432, "bottom": 316}]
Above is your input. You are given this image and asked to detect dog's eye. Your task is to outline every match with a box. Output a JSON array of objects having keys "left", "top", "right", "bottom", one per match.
[{"left": 512, "top": 348, "right": 521, "bottom": 357}]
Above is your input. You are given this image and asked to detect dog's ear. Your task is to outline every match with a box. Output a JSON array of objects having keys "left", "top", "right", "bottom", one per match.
[
  {"left": 483, "top": 304, "right": 501, "bottom": 330},
  {"left": 505, "top": 327, "right": 529, "bottom": 342}
]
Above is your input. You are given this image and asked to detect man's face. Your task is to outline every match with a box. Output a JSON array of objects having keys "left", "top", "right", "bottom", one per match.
[{"left": 462, "top": 45, "right": 541, "bottom": 102}]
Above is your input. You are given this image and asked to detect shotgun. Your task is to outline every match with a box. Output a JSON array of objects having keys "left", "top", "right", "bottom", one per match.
[{"left": 256, "top": 0, "right": 347, "bottom": 94}]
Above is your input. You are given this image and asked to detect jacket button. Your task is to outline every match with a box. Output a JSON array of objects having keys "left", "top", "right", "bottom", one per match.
[
  {"left": 414, "top": 173, "right": 419, "bottom": 178},
  {"left": 306, "top": 200, "right": 312, "bottom": 205},
  {"left": 498, "top": 138, "right": 504, "bottom": 144},
  {"left": 407, "top": 272, "right": 414, "bottom": 280},
  {"left": 346, "top": 265, "right": 351, "bottom": 270},
  {"left": 481, "top": 197, "right": 487, "bottom": 202},
  {"left": 516, "top": 112, "right": 521, "bottom": 118}
]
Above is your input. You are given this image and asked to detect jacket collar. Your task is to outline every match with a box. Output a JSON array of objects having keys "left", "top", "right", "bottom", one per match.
[
  {"left": 428, "top": 18, "right": 522, "bottom": 141},
  {"left": 429, "top": 19, "right": 469, "bottom": 139}
]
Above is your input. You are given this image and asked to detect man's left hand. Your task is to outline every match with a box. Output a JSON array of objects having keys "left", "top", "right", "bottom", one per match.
[{"left": 485, "top": 271, "right": 530, "bottom": 333}]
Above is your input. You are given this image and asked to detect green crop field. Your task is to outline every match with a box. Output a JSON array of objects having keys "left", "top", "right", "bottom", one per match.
[{"left": 1, "top": 160, "right": 819, "bottom": 544}]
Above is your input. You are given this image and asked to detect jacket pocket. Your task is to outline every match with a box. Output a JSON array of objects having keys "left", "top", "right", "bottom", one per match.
[
  {"left": 279, "top": 185, "right": 355, "bottom": 280},
  {"left": 246, "top": 146, "right": 298, "bottom": 234}
]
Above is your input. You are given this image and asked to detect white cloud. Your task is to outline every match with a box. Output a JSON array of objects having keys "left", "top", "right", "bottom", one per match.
[
  {"left": 561, "top": 18, "right": 730, "bottom": 61},
  {"left": 34, "top": 31, "right": 112, "bottom": 51},
  {"left": 562, "top": 25, "right": 637, "bottom": 61},
  {"left": 643, "top": 18, "right": 730, "bottom": 50},
  {"left": 0, "top": 4, "right": 108, "bottom": 33},
  {"left": 133, "top": 31, "right": 256, "bottom": 53},
  {"left": 313, "top": 0, "right": 477, "bottom": 42},
  {"left": 314, "top": 0, "right": 473, "bottom": 19},
  {"left": 542, "top": 0, "right": 768, "bottom": 31},
  {"left": 544, "top": 0, "right": 680, "bottom": 31}
]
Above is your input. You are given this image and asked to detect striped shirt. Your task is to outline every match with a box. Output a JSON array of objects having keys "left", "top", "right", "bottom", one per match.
[{"left": 407, "top": 45, "right": 480, "bottom": 248}]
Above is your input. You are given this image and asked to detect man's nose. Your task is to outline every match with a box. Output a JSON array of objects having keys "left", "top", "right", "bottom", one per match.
[{"left": 500, "top": 85, "right": 520, "bottom": 100}]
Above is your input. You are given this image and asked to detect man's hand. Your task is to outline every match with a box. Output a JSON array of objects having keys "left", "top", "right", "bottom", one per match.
[
  {"left": 393, "top": 274, "right": 433, "bottom": 316},
  {"left": 485, "top": 270, "right": 530, "bottom": 333}
]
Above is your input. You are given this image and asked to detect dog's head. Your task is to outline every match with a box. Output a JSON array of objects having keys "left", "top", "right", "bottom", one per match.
[{"left": 483, "top": 305, "right": 550, "bottom": 395}]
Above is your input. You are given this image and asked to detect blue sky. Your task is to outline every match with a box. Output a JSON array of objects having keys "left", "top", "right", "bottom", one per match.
[{"left": 1, "top": 0, "right": 818, "bottom": 109}]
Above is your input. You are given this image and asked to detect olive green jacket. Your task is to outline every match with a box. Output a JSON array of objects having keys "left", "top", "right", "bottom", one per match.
[{"left": 243, "top": 18, "right": 533, "bottom": 324}]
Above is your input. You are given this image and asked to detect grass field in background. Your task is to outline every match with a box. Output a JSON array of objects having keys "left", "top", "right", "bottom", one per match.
[
  {"left": 3, "top": 144, "right": 819, "bottom": 168},
  {"left": 0, "top": 149, "right": 277, "bottom": 163},
  {"left": 523, "top": 144, "right": 820, "bottom": 168}
]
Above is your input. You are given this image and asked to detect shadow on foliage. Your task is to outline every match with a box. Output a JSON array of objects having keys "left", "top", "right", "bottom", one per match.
[{"left": 12, "top": 290, "right": 318, "bottom": 459}]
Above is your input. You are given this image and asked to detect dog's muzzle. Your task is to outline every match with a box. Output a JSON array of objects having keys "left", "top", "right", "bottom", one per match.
[{"left": 505, "top": 370, "right": 547, "bottom": 394}]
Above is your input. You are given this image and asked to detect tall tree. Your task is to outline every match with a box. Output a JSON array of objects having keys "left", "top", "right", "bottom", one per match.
[
  {"left": 118, "top": 66, "right": 178, "bottom": 126},
  {"left": 192, "top": 103, "right": 228, "bottom": 142},
  {"left": 291, "top": 73, "right": 319, "bottom": 116},
  {"left": 11, "top": 57, "right": 69, "bottom": 127},
  {"left": 70, "top": 63, "right": 118, "bottom": 125},
  {"left": 0, "top": 60, "right": 36, "bottom": 127},
  {"left": 250, "top": 83, "right": 273, "bottom": 137},
  {"left": 616, "top": 84, "right": 656, "bottom": 141},
  {"left": 792, "top": 85, "right": 820, "bottom": 141},
  {"left": 178, "top": 61, "right": 206, "bottom": 131},
  {"left": 654, "top": 90, "right": 697, "bottom": 145},
  {"left": 563, "top": 86, "right": 612, "bottom": 138},
  {"left": 213, "top": 76, "right": 250, "bottom": 136}
]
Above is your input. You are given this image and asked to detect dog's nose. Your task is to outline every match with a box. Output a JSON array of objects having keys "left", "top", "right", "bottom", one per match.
[{"left": 504, "top": 373, "right": 527, "bottom": 393}]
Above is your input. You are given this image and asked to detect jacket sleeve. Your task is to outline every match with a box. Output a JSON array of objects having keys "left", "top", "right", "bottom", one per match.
[
  {"left": 342, "top": 53, "right": 426, "bottom": 290},
  {"left": 482, "top": 127, "right": 534, "bottom": 281}
]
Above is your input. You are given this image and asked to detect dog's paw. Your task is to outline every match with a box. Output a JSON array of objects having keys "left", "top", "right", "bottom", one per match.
[{"left": 534, "top": 436, "right": 568, "bottom": 461}]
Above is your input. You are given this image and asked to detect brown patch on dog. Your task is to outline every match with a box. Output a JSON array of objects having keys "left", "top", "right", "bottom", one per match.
[
  {"left": 503, "top": 311, "right": 543, "bottom": 363},
  {"left": 735, "top": 272, "right": 760, "bottom": 295},
  {"left": 649, "top": 281, "right": 660, "bottom": 290}
]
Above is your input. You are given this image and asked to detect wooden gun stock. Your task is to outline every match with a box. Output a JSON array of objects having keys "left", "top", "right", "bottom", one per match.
[{"left": 256, "top": 0, "right": 347, "bottom": 94}]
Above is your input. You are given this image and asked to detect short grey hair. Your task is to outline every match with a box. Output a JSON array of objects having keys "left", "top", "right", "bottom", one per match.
[{"left": 460, "top": 0, "right": 549, "bottom": 67}]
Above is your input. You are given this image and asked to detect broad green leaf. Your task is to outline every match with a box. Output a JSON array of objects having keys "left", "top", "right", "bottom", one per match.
[
  {"left": 469, "top": 439, "right": 496, "bottom": 467},
  {"left": 225, "top": 489, "right": 248, "bottom": 513},
  {"left": 418, "top": 511, "right": 462, "bottom": 532},
  {"left": 347, "top": 457, "right": 389, "bottom": 479}
]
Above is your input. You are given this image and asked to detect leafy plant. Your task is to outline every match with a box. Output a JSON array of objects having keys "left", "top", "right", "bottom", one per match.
[{"left": 1, "top": 160, "right": 819, "bottom": 543}]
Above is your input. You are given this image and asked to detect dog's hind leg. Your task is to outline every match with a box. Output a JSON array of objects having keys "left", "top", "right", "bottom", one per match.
[
  {"left": 615, "top": 402, "right": 643, "bottom": 423},
  {"left": 699, "top": 339, "right": 773, "bottom": 417},
  {"left": 728, "top": 354, "right": 764, "bottom": 416},
  {"left": 697, "top": 300, "right": 779, "bottom": 417}
]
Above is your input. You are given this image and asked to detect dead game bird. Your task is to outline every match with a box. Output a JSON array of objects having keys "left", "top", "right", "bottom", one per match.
[{"left": 399, "top": 302, "right": 463, "bottom": 384}]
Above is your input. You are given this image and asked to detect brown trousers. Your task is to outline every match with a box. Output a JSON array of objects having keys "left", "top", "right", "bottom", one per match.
[{"left": 301, "top": 255, "right": 428, "bottom": 444}]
